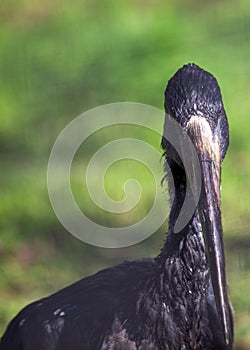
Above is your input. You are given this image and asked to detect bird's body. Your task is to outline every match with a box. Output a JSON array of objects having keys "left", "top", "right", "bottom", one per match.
[
  {"left": 0, "top": 228, "right": 227, "bottom": 350},
  {"left": 0, "top": 64, "right": 234, "bottom": 350}
]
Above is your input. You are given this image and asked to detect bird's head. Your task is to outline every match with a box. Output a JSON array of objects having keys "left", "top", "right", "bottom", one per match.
[
  {"left": 163, "top": 63, "right": 229, "bottom": 164},
  {"left": 162, "top": 64, "right": 232, "bottom": 348}
]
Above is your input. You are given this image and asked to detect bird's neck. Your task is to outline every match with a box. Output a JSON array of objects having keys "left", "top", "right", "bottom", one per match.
[
  {"left": 149, "top": 160, "right": 211, "bottom": 347},
  {"left": 157, "top": 158, "right": 207, "bottom": 264}
]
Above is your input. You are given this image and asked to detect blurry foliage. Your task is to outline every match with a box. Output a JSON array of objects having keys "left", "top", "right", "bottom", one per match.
[{"left": 0, "top": 0, "right": 250, "bottom": 347}]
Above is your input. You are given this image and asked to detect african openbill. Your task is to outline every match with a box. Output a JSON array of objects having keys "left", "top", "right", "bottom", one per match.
[{"left": 0, "top": 64, "right": 233, "bottom": 350}]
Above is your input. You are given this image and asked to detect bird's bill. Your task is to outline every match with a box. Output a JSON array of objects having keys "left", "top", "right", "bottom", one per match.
[{"left": 187, "top": 115, "right": 232, "bottom": 347}]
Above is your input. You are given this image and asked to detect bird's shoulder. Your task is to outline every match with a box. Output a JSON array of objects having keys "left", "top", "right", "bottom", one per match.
[
  {"left": 1, "top": 258, "right": 156, "bottom": 350},
  {"left": 51, "top": 257, "right": 155, "bottom": 296}
]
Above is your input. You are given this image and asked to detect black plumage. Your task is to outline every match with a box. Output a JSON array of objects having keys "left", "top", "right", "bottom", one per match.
[{"left": 0, "top": 64, "right": 234, "bottom": 350}]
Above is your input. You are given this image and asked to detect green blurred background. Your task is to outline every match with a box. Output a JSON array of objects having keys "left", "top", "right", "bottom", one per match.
[{"left": 0, "top": 0, "right": 250, "bottom": 348}]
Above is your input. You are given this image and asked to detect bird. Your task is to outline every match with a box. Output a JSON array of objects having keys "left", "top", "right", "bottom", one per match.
[{"left": 0, "top": 63, "right": 234, "bottom": 350}]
